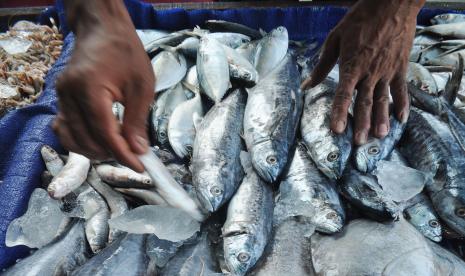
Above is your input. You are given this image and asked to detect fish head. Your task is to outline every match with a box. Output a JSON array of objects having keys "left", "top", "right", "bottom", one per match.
[
  {"left": 404, "top": 204, "right": 442, "bottom": 242},
  {"left": 432, "top": 188, "right": 465, "bottom": 236},
  {"left": 311, "top": 138, "right": 351, "bottom": 180},
  {"left": 431, "top": 14, "right": 455, "bottom": 25},
  {"left": 270, "top": 26, "right": 288, "bottom": 42},
  {"left": 223, "top": 234, "right": 257, "bottom": 275},
  {"left": 250, "top": 140, "right": 287, "bottom": 183},
  {"left": 169, "top": 132, "right": 193, "bottom": 159},
  {"left": 312, "top": 206, "right": 345, "bottom": 234},
  {"left": 354, "top": 138, "right": 382, "bottom": 173},
  {"left": 195, "top": 177, "right": 226, "bottom": 213},
  {"left": 40, "top": 145, "right": 58, "bottom": 162},
  {"left": 156, "top": 118, "right": 169, "bottom": 145}
]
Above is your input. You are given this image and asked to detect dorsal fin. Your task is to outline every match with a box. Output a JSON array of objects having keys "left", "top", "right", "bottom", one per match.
[{"left": 443, "top": 54, "right": 464, "bottom": 105}]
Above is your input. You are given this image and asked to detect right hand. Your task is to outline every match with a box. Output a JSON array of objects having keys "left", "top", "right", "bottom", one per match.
[{"left": 54, "top": 0, "right": 155, "bottom": 172}]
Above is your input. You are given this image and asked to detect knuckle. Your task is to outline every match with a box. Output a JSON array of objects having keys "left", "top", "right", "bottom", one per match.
[
  {"left": 375, "top": 95, "right": 390, "bottom": 105},
  {"left": 357, "top": 97, "right": 373, "bottom": 108}
]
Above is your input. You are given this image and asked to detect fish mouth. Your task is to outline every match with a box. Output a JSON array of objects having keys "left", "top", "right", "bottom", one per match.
[
  {"left": 429, "top": 234, "right": 442, "bottom": 242},
  {"left": 354, "top": 152, "right": 369, "bottom": 173},
  {"left": 195, "top": 190, "right": 214, "bottom": 213},
  {"left": 316, "top": 162, "right": 339, "bottom": 180}
]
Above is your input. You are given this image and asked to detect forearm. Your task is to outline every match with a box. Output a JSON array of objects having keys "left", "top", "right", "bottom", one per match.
[
  {"left": 63, "top": 0, "right": 133, "bottom": 36},
  {"left": 353, "top": 0, "right": 425, "bottom": 19}
]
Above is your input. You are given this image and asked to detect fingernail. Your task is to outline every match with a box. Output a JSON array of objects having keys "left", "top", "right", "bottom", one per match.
[
  {"left": 400, "top": 109, "right": 410, "bottom": 123},
  {"left": 377, "top": 124, "right": 389, "bottom": 137},
  {"left": 335, "top": 120, "right": 346, "bottom": 132},
  {"left": 135, "top": 135, "right": 148, "bottom": 154},
  {"left": 355, "top": 131, "right": 367, "bottom": 145}
]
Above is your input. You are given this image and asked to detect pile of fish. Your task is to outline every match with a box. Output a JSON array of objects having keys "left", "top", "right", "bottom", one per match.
[
  {"left": 4, "top": 15, "right": 465, "bottom": 275},
  {"left": 0, "top": 19, "right": 63, "bottom": 117}
]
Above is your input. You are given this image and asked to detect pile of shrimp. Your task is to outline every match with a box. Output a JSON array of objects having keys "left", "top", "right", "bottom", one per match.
[{"left": 0, "top": 19, "right": 63, "bottom": 117}]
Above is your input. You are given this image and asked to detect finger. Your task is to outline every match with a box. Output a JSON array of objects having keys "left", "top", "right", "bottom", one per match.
[
  {"left": 330, "top": 74, "right": 358, "bottom": 134},
  {"left": 78, "top": 87, "right": 145, "bottom": 172},
  {"left": 390, "top": 73, "right": 410, "bottom": 123},
  {"left": 304, "top": 31, "right": 340, "bottom": 89},
  {"left": 52, "top": 116, "right": 80, "bottom": 153},
  {"left": 353, "top": 78, "right": 376, "bottom": 145},
  {"left": 122, "top": 78, "right": 155, "bottom": 155},
  {"left": 373, "top": 80, "right": 390, "bottom": 138}
]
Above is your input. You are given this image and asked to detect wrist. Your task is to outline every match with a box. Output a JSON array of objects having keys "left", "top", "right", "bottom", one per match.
[{"left": 64, "top": 0, "right": 133, "bottom": 37}]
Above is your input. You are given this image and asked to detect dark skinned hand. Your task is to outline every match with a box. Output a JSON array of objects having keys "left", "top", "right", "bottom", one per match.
[
  {"left": 302, "top": 0, "right": 425, "bottom": 145},
  {"left": 54, "top": 0, "right": 154, "bottom": 172}
]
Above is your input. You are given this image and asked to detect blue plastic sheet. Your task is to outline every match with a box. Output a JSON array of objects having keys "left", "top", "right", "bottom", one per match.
[{"left": 0, "top": 0, "right": 463, "bottom": 269}]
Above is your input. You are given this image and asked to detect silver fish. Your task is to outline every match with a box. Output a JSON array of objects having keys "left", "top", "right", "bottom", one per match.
[
  {"left": 193, "top": 89, "right": 246, "bottom": 213},
  {"left": 222, "top": 45, "right": 259, "bottom": 87},
  {"left": 151, "top": 50, "right": 187, "bottom": 92},
  {"left": 111, "top": 102, "right": 125, "bottom": 123},
  {"left": 400, "top": 107, "right": 465, "bottom": 235},
  {"left": 168, "top": 89, "right": 204, "bottom": 158},
  {"left": 300, "top": 78, "right": 353, "bottom": 179},
  {"left": 136, "top": 29, "right": 169, "bottom": 47},
  {"left": 222, "top": 152, "right": 274, "bottom": 276},
  {"left": 41, "top": 170, "right": 53, "bottom": 188},
  {"left": 87, "top": 168, "right": 128, "bottom": 243},
  {"left": 71, "top": 234, "right": 150, "bottom": 276},
  {"left": 183, "top": 65, "right": 200, "bottom": 94},
  {"left": 340, "top": 167, "right": 399, "bottom": 221},
  {"left": 166, "top": 163, "right": 192, "bottom": 186},
  {"left": 236, "top": 39, "right": 261, "bottom": 62},
  {"left": 404, "top": 193, "right": 442, "bottom": 242},
  {"left": 3, "top": 220, "right": 88, "bottom": 276},
  {"left": 152, "top": 83, "right": 190, "bottom": 146},
  {"left": 40, "top": 145, "right": 64, "bottom": 176},
  {"left": 244, "top": 54, "right": 303, "bottom": 183},
  {"left": 151, "top": 146, "right": 181, "bottom": 164},
  {"left": 95, "top": 164, "right": 153, "bottom": 189},
  {"left": 197, "top": 36, "right": 230, "bottom": 103},
  {"left": 431, "top": 13, "right": 465, "bottom": 25},
  {"left": 204, "top": 20, "right": 263, "bottom": 40},
  {"left": 47, "top": 152, "right": 90, "bottom": 199},
  {"left": 205, "top": 32, "right": 251, "bottom": 49},
  {"left": 253, "top": 26, "right": 288, "bottom": 78},
  {"left": 146, "top": 234, "right": 184, "bottom": 269},
  {"left": 115, "top": 187, "right": 167, "bottom": 206},
  {"left": 275, "top": 143, "right": 345, "bottom": 233},
  {"left": 407, "top": 62, "right": 438, "bottom": 95},
  {"left": 174, "top": 36, "right": 200, "bottom": 58},
  {"left": 418, "top": 22, "right": 465, "bottom": 39},
  {"left": 250, "top": 218, "right": 316, "bottom": 276},
  {"left": 354, "top": 116, "right": 406, "bottom": 173},
  {"left": 144, "top": 31, "right": 189, "bottom": 53}
]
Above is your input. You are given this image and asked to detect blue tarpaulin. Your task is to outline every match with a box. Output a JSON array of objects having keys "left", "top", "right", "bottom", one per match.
[{"left": 0, "top": 0, "right": 462, "bottom": 269}]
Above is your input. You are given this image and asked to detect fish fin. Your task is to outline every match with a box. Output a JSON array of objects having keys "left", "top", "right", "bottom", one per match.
[
  {"left": 240, "top": 151, "right": 252, "bottom": 171},
  {"left": 192, "top": 112, "right": 203, "bottom": 131},
  {"left": 443, "top": 54, "right": 464, "bottom": 105},
  {"left": 182, "top": 81, "right": 199, "bottom": 94},
  {"left": 259, "top": 28, "right": 267, "bottom": 36},
  {"left": 408, "top": 82, "right": 444, "bottom": 115}
]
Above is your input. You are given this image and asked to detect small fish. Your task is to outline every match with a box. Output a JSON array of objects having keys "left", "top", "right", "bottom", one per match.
[
  {"left": 71, "top": 234, "right": 150, "bottom": 276},
  {"left": 47, "top": 152, "right": 90, "bottom": 199},
  {"left": 418, "top": 22, "right": 465, "bottom": 39},
  {"left": 95, "top": 164, "right": 153, "bottom": 189},
  {"left": 407, "top": 62, "right": 438, "bottom": 95},
  {"left": 151, "top": 50, "right": 187, "bottom": 92},
  {"left": 274, "top": 143, "right": 345, "bottom": 233},
  {"left": 183, "top": 65, "right": 200, "bottom": 94},
  {"left": 112, "top": 102, "right": 125, "bottom": 123},
  {"left": 197, "top": 36, "right": 230, "bottom": 103},
  {"left": 222, "top": 44, "right": 259, "bottom": 87},
  {"left": 253, "top": 26, "right": 288, "bottom": 78},
  {"left": 3, "top": 220, "right": 88, "bottom": 276},
  {"left": 222, "top": 152, "right": 274, "bottom": 276},
  {"left": 340, "top": 167, "right": 399, "bottom": 221},
  {"left": 205, "top": 32, "right": 251, "bottom": 49},
  {"left": 168, "top": 90, "right": 204, "bottom": 158},
  {"left": 354, "top": 116, "right": 406, "bottom": 173},
  {"left": 300, "top": 78, "right": 353, "bottom": 179},
  {"left": 41, "top": 170, "right": 53, "bottom": 188},
  {"left": 193, "top": 89, "right": 246, "bottom": 213},
  {"left": 404, "top": 193, "right": 442, "bottom": 242},
  {"left": 115, "top": 187, "right": 167, "bottom": 206},
  {"left": 431, "top": 13, "right": 465, "bottom": 25},
  {"left": 244, "top": 54, "right": 302, "bottom": 183},
  {"left": 40, "top": 145, "right": 64, "bottom": 176},
  {"left": 144, "top": 31, "right": 189, "bottom": 53},
  {"left": 204, "top": 20, "right": 263, "bottom": 40},
  {"left": 174, "top": 36, "right": 200, "bottom": 58}
]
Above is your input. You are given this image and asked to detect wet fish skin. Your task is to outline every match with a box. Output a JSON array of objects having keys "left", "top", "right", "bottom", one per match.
[
  {"left": 144, "top": 31, "right": 189, "bottom": 53},
  {"left": 95, "top": 164, "right": 153, "bottom": 189},
  {"left": 407, "top": 62, "right": 438, "bottom": 95},
  {"left": 400, "top": 108, "right": 465, "bottom": 235},
  {"left": 431, "top": 13, "right": 465, "bottom": 25},
  {"left": 418, "top": 22, "right": 465, "bottom": 39},
  {"left": 354, "top": 116, "right": 406, "bottom": 173},
  {"left": 40, "top": 145, "right": 64, "bottom": 176},
  {"left": 404, "top": 193, "right": 442, "bottom": 242},
  {"left": 193, "top": 89, "right": 246, "bottom": 213},
  {"left": 175, "top": 36, "right": 200, "bottom": 58},
  {"left": 222, "top": 153, "right": 274, "bottom": 276},
  {"left": 197, "top": 36, "right": 230, "bottom": 103},
  {"left": 151, "top": 50, "right": 187, "bottom": 92},
  {"left": 222, "top": 45, "right": 259, "bottom": 87},
  {"left": 47, "top": 152, "right": 90, "bottom": 199},
  {"left": 275, "top": 143, "right": 345, "bottom": 234},
  {"left": 3, "top": 220, "right": 88, "bottom": 276},
  {"left": 244, "top": 54, "right": 303, "bottom": 183},
  {"left": 115, "top": 187, "right": 167, "bottom": 206},
  {"left": 340, "top": 167, "right": 399, "bottom": 221},
  {"left": 205, "top": 32, "right": 251, "bottom": 49},
  {"left": 253, "top": 26, "right": 288, "bottom": 78},
  {"left": 71, "top": 234, "right": 150, "bottom": 276},
  {"left": 204, "top": 20, "right": 263, "bottom": 40},
  {"left": 300, "top": 78, "right": 353, "bottom": 179}
]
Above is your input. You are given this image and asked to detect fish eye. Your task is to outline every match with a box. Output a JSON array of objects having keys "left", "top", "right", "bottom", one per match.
[
  {"left": 277, "top": 27, "right": 284, "bottom": 32},
  {"left": 266, "top": 155, "right": 278, "bottom": 165},
  {"left": 210, "top": 185, "right": 223, "bottom": 196},
  {"left": 368, "top": 146, "right": 380, "bottom": 155},
  {"left": 456, "top": 207, "right": 465, "bottom": 218},
  {"left": 429, "top": 220, "right": 440, "bottom": 228},
  {"left": 326, "top": 151, "right": 340, "bottom": 162},
  {"left": 326, "top": 212, "right": 338, "bottom": 219},
  {"left": 160, "top": 156, "right": 168, "bottom": 162},
  {"left": 237, "top": 252, "right": 250, "bottom": 263},
  {"left": 159, "top": 132, "right": 166, "bottom": 138}
]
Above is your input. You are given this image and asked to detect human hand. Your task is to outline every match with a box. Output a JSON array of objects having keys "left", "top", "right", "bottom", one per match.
[
  {"left": 302, "top": 0, "right": 425, "bottom": 145},
  {"left": 54, "top": 0, "right": 154, "bottom": 172}
]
